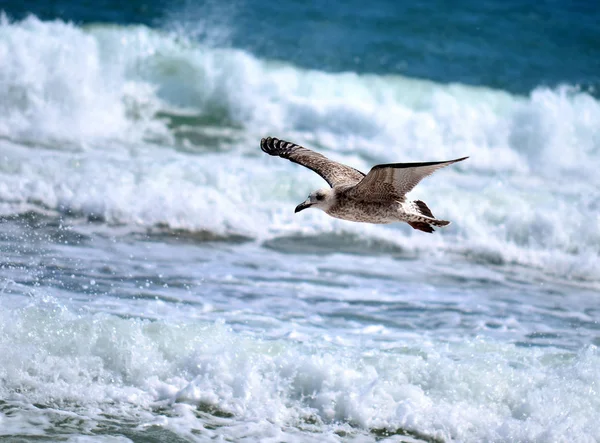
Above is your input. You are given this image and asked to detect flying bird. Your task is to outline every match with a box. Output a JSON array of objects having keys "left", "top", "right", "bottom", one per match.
[{"left": 260, "top": 137, "right": 468, "bottom": 233}]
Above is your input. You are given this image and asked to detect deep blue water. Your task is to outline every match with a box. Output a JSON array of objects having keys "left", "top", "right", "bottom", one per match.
[{"left": 3, "top": 0, "right": 599, "bottom": 95}]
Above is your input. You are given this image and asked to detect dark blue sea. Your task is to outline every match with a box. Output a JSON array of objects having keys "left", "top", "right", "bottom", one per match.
[{"left": 1, "top": 1, "right": 599, "bottom": 442}]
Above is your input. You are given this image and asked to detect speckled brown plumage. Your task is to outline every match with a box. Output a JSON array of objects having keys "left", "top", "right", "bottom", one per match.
[{"left": 260, "top": 137, "right": 467, "bottom": 233}]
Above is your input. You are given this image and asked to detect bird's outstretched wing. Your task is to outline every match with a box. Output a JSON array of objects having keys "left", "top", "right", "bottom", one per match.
[
  {"left": 260, "top": 137, "right": 365, "bottom": 187},
  {"left": 348, "top": 157, "right": 468, "bottom": 201}
]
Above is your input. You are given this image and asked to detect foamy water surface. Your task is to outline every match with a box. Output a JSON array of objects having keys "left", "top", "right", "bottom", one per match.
[{"left": 0, "top": 14, "right": 599, "bottom": 443}]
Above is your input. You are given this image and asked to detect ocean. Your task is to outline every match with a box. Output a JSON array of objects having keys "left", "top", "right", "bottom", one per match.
[{"left": 0, "top": 1, "right": 599, "bottom": 441}]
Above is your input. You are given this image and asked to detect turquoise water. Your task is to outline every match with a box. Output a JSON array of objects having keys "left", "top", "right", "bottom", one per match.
[
  {"left": 0, "top": 2, "right": 599, "bottom": 442},
  {"left": 3, "top": 0, "right": 599, "bottom": 94}
]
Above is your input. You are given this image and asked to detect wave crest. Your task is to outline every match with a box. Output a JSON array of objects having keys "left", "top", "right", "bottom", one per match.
[{"left": 1, "top": 17, "right": 599, "bottom": 281}]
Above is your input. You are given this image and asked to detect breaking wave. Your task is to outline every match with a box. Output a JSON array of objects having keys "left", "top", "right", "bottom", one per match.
[
  {"left": 1, "top": 16, "right": 599, "bottom": 281},
  {"left": 0, "top": 295, "right": 599, "bottom": 442}
]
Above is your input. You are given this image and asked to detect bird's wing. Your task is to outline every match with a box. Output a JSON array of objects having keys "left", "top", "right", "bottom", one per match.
[
  {"left": 348, "top": 157, "right": 468, "bottom": 201},
  {"left": 260, "top": 137, "right": 365, "bottom": 188}
]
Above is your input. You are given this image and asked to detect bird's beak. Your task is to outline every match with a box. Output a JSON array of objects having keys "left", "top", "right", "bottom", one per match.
[{"left": 295, "top": 200, "right": 312, "bottom": 213}]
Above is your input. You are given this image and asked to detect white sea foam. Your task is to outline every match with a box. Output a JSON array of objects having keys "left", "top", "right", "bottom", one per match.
[
  {"left": 0, "top": 296, "right": 599, "bottom": 442},
  {"left": 0, "top": 17, "right": 599, "bottom": 281}
]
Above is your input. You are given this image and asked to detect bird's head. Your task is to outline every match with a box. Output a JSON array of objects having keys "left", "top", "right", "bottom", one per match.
[{"left": 295, "top": 188, "right": 334, "bottom": 213}]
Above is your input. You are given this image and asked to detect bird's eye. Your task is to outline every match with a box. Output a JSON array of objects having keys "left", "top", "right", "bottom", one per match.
[{"left": 315, "top": 194, "right": 324, "bottom": 201}]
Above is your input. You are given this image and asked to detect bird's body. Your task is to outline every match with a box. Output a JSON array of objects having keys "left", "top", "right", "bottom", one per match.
[
  {"left": 327, "top": 189, "right": 403, "bottom": 224},
  {"left": 326, "top": 192, "right": 446, "bottom": 226},
  {"left": 260, "top": 137, "right": 467, "bottom": 233}
]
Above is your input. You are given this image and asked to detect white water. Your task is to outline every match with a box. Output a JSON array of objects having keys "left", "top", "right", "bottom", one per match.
[
  {"left": 1, "top": 16, "right": 600, "bottom": 442},
  {"left": 1, "top": 17, "right": 598, "bottom": 285},
  {"left": 1, "top": 292, "right": 599, "bottom": 442}
]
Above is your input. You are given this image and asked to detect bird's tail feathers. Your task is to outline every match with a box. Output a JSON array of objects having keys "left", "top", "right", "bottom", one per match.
[
  {"left": 409, "top": 201, "right": 450, "bottom": 233},
  {"left": 413, "top": 200, "right": 451, "bottom": 226},
  {"left": 413, "top": 200, "right": 434, "bottom": 218},
  {"left": 408, "top": 222, "right": 435, "bottom": 233}
]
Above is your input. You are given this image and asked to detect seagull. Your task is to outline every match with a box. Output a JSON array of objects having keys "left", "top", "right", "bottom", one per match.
[{"left": 260, "top": 137, "right": 468, "bottom": 233}]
